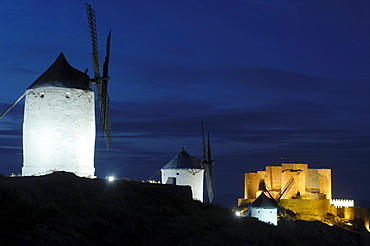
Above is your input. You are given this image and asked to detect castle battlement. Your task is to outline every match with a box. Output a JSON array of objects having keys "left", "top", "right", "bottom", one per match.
[{"left": 330, "top": 199, "right": 354, "bottom": 208}]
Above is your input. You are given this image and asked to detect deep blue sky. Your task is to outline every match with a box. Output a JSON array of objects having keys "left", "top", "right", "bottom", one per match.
[{"left": 1, "top": 0, "right": 370, "bottom": 207}]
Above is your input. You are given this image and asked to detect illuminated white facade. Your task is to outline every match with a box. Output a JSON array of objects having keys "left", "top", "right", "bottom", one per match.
[
  {"left": 22, "top": 53, "right": 95, "bottom": 177},
  {"left": 250, "top": 207, "right": 278, "bottom": 226},
  {"left": 249, "top": 192, "right": 278, "bottom": 226},
  {"left": 161, "top": 149, "right": 204, "bottom": 202},
  {"left": 162, "top": 168, "right": 204, "bottom": 202}
]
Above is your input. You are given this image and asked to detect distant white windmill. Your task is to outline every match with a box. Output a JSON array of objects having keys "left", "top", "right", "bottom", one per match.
[
  {"left": 248, "top": 192, "right": 278, "bottom": 226},
  {"left": 0, "top": 3, "right": 112, "bottom": 177},
  {"left": 159, "top": 123, "right": 216, "bottom": 203},
  {"left": 161, "top": 147, "right": 205, "bottom": 202}
]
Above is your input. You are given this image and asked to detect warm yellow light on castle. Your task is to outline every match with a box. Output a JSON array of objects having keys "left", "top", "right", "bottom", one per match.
[
  {"left": 365, "top": 220, "right": 370, "bottom": 232},
  {"left": 237, "top": 163, "right": 356, "bottom": 225}
]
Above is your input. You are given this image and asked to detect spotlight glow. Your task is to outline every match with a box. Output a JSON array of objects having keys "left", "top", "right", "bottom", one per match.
[{"left": 107, "top": 176, "right": 115, "bottom": 182}]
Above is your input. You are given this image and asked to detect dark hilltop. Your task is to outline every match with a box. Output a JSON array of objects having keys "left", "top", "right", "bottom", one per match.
[{"left": 0, "top": 172, "right": 367, "bottom": 245}]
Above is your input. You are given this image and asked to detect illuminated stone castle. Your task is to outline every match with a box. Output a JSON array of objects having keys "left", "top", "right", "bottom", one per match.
[
  {"left": 238, "top": 163, "right": 354, "bottom": 223},
  {"left": 241, "top": 163, "right": 331, "bottom": 201}
]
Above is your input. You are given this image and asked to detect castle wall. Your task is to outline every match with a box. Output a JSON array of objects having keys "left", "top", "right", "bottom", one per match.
[
  {"left": 22, "top": 87, "right": 95, "bottom": 178},
  {"left": 238, "top": 198, "right": 255, "bottom": 206},
  {"left": 279, "top": 199, "right": 331, "bottom": 221},
  {"left": 318, "top": 169, "right": 331, "bottom": 200},
  {"left": 242, "top": 163, "right": 332, "bottom": 200},
  {"left": 306, "top": 169, "right": 319, "bottom": 192},
  {"left": 256, "top": 170, "right": 266, "bottom": 179},
  {"left": 244, "top": 172, "right": 260, "bottom": 199},
  {"left": 281, "top": 163, "right": 308, "bottom": 171},
  {"left": 344, "top": 207, "right": 355, "bottom": 220},
  {"left": 330, "top": 199, "right": 355, "bottom": 220},
  {"left": 280, "top": 164, "right": 308, "bottom": 199},
  {"left": 265, "top": 166, "right": 282, "bottom": 192}
]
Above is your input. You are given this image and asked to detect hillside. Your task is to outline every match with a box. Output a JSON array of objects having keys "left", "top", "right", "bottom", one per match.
[{"left": 0, "top": 172, "right": 366, "bottom": 245}]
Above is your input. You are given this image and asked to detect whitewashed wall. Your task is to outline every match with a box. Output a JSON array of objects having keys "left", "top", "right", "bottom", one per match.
[
  {"left": 250, "top": 207, "right": 278, "bottom": 226},
  {"left": 161, "top": 168, "right": 204, "bottom": 202},
  {"left": 22, "top": 87, "right": 95, "bottom": 177}
]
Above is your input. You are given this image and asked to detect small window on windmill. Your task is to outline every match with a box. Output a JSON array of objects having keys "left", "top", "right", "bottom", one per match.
[
  {"left": 176, "top": 172, "right": 179, "bottom": 175},
  {"left": 66, "top": 93, "right": 71, "bottom": 99},
  {"left": 166, "top": 177, "right": 177, "bottom": 185},
  {"left": 40, "top": 93, "right": 45, "bottom": 99}
]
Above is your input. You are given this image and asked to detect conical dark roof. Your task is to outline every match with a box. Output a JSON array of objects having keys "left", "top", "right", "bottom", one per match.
[
  {"left": 28, "top": 52, "right": 91, "bottom": 90},
  {"left": 162, "top": 148, "right": 203, "bottom": 170},
  {"left": 250, "top": 192, "right": 277, "bottom": 209}
]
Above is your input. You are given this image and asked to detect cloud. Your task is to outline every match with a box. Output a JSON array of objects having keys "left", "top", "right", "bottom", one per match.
[
  {"left": 227, "top": 66, "right": 370, "bottom": 101},
  {"left": 96, "top": 63, "right": 370, "bottom": 195},
  {"left": 0, "top": 67, "right": 40, "bottom": 76},
  {"left": 107, "top": 64, "right": 370, "bottom": 140}
]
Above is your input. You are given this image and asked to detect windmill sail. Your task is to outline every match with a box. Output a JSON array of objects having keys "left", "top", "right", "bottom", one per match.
[
  {"left": 86, "top": 3, "right": 100, "bottom": 79},
  {"left": 278, "top": 176, "right": 294, "bottom": 200},
  {"left": 100, "top": 31, "right": 112, "bottom": 148},
  {"left": 86, "top": 3, "right": 112, "bottom": 149},
  {"left": 102, "top": 30, "right": 111, "bottom": 78},
  {"left": 202, "top": 121, "right": 207, "bottom": 161},
  {"left": 0, "top": 93, "right": 26, "bottom": 119},
  {"left": 201, "top": 122, "right": 216, "bottom": 203},
  {"left": 204, "top": 162, "right": 216, "bottom": 203}
]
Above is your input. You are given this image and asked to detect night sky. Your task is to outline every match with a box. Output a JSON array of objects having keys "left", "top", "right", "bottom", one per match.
[{"left": 1, "top": 0, "right": 370, "bottom": 207}]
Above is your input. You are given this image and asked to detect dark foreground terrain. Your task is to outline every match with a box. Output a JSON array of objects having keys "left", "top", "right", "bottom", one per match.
[{"left": 0, "top": 172, "right": 366, "bottom": 245}]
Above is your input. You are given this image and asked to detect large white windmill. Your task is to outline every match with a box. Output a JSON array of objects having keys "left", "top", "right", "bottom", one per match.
[{"left": 0, "top": 3, "right": 112, "bottom": 177}]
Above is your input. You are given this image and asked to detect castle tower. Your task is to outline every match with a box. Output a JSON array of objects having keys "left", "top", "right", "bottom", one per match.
[
  {"left": 161, "top": 148, "right": 204, "bottom": 201},
  {"left": 22, "top": 53, "right": 96, "bottom": 177}
]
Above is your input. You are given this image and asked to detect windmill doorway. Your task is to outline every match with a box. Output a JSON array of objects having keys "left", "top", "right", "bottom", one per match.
[{"left": 166, "top": 177, "right": 177, "bottom": 185}]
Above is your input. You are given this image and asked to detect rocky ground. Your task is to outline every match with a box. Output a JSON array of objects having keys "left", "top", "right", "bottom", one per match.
[{"left": 0, "top": 172, "right": 367, "bottom": 245}]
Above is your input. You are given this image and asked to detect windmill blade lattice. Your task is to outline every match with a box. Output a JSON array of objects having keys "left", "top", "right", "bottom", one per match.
[
  {"left": 99, "top": 31, "right": 112, "bottom": 148},
  {"left": 0, "top": 93, "right": 26, "bottom": 119},
  {"left": 201, "top": 122, "right": 216, "bottom": 203},
  {"left": 86, "top": 3, "right": 100, "bottom": 79},
  {"left": 204, "top": 162, "right": 216, "bottom": 203},
  {"left": 86, "top": 3, "right": 112, "bottom": 149}
]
